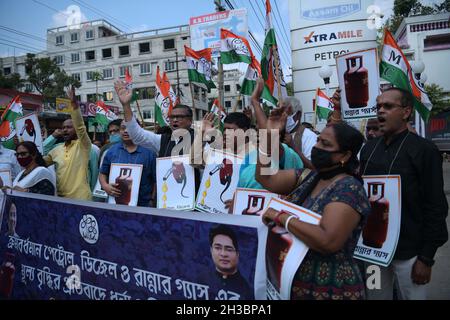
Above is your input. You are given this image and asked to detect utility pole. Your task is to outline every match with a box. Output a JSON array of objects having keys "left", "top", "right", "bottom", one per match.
[
  {"left": 175, "top": 50, "right": 180, "bottom": 100},
  {"left": 215, "top": 0, "right": 226, "bottom": 109}
]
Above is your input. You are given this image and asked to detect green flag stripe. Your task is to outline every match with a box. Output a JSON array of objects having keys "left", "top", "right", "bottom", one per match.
[{"left": 220, "top": 51, "right": 251, "bottom": 65}]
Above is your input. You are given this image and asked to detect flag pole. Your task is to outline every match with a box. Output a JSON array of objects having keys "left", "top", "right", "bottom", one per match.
[
  {"left": 189, "top": 82, "right": 197, "bottom": 120},
  {"left": 272, "top": 45, "right": 283, "bottom": 105},
  {"left": 134, "top": 99, "right": 145, "bottom": 127}
]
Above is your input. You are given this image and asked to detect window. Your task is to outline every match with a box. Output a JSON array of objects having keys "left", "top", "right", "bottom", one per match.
[
  {"left": 102, "top": 48, "right": 112, "bottom": 59},
  {"left": 165, "top": 61, "right": 175, "bottom": 71},
  {"left": 25, "top": 83, "right": 33, "bottom": 92},
  {"left": 143, "top": 110, "right": 153, "bottom": 119},
  {"left": 71, "top": 53, "right": 80, "bottom": 63},
  {"left": 236, "top": 84, "right": 241, "bottom": 91},
  {"left": 103, "top": 68, "right": 113, "bottom": 79},
  {"left": 119, "top": 66, "right": 131, "bottom": 78},
  {"left": 86, "top": 93, "right": 97, "bottom": 102},
  {"left": 139, "top": 42, "right": 151, "bottom": 54},
  {"left": 55, "top": 55, "right": 64, "bottom": 65},
  {"left": 72, "top": 73, "right": 81, "bottom": 82},
  {"left": 136, "top": 87, "right": 155, "bottom": 100},
  {"left": 86, "top": 30, "right": 94, "bottom": 40},
  {"left": 86, "top": 71, "right": 94, "bottom": 81},
  {"left": 140, "top": 63, "right": 151, "bottom": 75},
  {"left": 225, "top": 101, "right": 231, "bottom": 109},
  {"left": 3, "top": 67, "right": 11, "bottom": 75},
  {"left": 56, "top": 35, "right": 64, "bottom": 45},
  {"left": 70, "top": 33, "right": 79, "bottom": 43},
  {"left": 119, "top": 45, "right": 130, "bottom": 57},
  {"left": 103, "top": 91, "right": 114, "bottom": 102},
  {"left": 224, "top": 85, "right": 231, "bottom": 92},
  {"left": 85, "top": 50, "right": 95, "bottom": 61},
  {"left": 163, "top": 38, "right": 175, "bottom": 50}
]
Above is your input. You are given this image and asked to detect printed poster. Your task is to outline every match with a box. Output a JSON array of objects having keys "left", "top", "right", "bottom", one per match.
[
  {"left": 156, "top": 155, "right": 195, "bottom": 211},
  {"left": 196, "top": 150, "right": 242, "bottom": 214},
  {"left": 0, "top": 169, "right": 12, "bottom": 188},
  {"left": 15, "top": 113, "right": 43, "bottom": 154},
  {"left": 336, "top": 48, "right": 380, "bottom": 120},
  {"left": 354, "top": 175, "right": 402, "bottom": 267},
  {"left": 107, "top": 163, "right": 143, "bottom": 207},
  {"left": 232, "top": 188, "right": 279, "bottom": 216},
  {"left": 55, "top": 98, "right": 73, "bottom": 113},
  {"left": 265, "top": 198, "right": 321, "bottom": 300}
]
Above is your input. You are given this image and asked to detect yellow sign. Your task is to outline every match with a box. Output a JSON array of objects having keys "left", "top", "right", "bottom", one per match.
[{"left": 55, "top": 98, "right": 73, "bottom": 113}]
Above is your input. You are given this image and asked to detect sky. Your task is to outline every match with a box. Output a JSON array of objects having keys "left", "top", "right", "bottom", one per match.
[{"left": 0, "top": 0, "right": 445, "bottom": 80}]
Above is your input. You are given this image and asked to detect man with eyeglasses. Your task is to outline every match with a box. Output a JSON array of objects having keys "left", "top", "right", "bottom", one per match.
[
  {"left": 204, "top": 224, "right": 253, "bottom": 300},
  {"left": 360, "top": 87, "right": 448, "bottom": 300}
]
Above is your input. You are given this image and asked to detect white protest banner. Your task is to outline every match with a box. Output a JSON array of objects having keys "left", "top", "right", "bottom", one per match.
[
  {"left": 0, "top": 169, "right": 12, "bottom": 187},
  {"left": 15, "top": 113, "right": 43, "bottom": 154},
  {"left": 336, "top": 48, "right": 380, "bottom": 120},
  {"left": 196, "top": 150, "right": 242, "bottom": 214},
  {"left": 157, "top": 155, "right": 195, "bottom": 211},
  {"left": 232, "top": 188, "right": 279, "bottom": 216},
  {"left": 265, "top": 198, "right": 321, "bottom": 300},
  {"left": 108, "top": 163, "right": 143, "bottom": 207},
  {"left": 354, "top": 175, "right": 402, "bottom": 267}
]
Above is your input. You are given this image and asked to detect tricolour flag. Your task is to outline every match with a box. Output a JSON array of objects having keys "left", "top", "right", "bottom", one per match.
[
  {"left": 315, "top": 88, "right": 334, "bottom": 121},
  {"left": 155, "top": 66, "right": 175, "bottom": 127},
  {"left": 0, "top": 95, "right": 23, "bottom": 149},
  {"left": 380, "top": 28, "right": 432, "bottom": 121},
  {"left": 210, "top": 98, "right": 227, "bottom": 131},
  {"left": 125, "top": 67, "right": 138, "bottom": 102},
  {"left": 220, "top": 29, "right": 253, "bottom": 65},
  {"left": 91, "top": 101, "right": 118, "bottom": 132},
  {"left": 185, "top": 45, "right": 216, "bottom": 90},
  {"left": 260, "top": 0, "right": 286, "bottom": 104},
  {"left": 240, "top": 56, "right": 277, "bottom": 106}
]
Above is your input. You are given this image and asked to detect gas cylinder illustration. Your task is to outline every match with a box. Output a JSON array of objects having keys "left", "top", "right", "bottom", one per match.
[
  {"left": 344, "top": 55, "right": 369, "bottom": 109},
  {"left": 209, "top": 158, "right": 233, "bottom": 203},
  {"left": 163, "top": 161, "right": 188, "bottom": 198},
  {"left": 115, "top": 168, "right": 133, "bottom": 205},
  {"left": 265, "top": 212, "right": 293, "bottom": 292},
  {"left": 0, "top": 252, "right": 16, "bottom": 299},
  {"left": 362, "top": 182, "right": 390, "bottom": 248},
  {"left": 242, "top": 195, "right": 265, "bottom": 215},
  {"left": 19, "top": 119, "right": 36, "bottom": 142}
]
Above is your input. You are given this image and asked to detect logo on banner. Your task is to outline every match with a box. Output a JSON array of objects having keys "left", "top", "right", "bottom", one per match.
[
  {"left": 79, "top": 214, "right": 99, "bottom": 244},
  {"left": 301, "top": 0, "right": 362, "bottom": 20}
]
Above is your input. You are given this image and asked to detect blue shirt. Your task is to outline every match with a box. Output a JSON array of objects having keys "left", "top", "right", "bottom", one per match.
[{"left": 101, "top": 143, "right": 156, "bottom": 207}]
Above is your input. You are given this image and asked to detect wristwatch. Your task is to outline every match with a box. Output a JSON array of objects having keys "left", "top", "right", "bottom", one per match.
[{"left": 417, "top": 255, "right": 435, "bottom": 267}]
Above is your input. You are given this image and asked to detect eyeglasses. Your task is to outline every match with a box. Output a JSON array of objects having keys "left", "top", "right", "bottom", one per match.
[
  {"left": 212, "top": 244, "right": 236, "bottom": 254},
  {"left": 376, "top": 103, "right": 404, "bottom": 111},
  {"left": 15, "top": 152, "right": 30, "bottom": 158},
  {"left": 169, "top": 114, "right": 191, "bottom": 120}
]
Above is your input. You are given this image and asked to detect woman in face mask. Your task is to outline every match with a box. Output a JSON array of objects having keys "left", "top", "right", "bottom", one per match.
[
  {"left": 12, "top": 141, "right": 56, "bottom": 196},
  {"left": 256, "top": 107, "right": 370, "bottom": 300}
]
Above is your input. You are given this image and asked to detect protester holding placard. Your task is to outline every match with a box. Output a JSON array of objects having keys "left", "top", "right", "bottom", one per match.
[
  {"left": 12, "top": 141, "right": 55, "bottom": 196},
  {"left": 256, "top": 106, "right": 370, "bottom": 300},
  {"left": 360, "top": 87, "right": 448, "bottom": 300}
]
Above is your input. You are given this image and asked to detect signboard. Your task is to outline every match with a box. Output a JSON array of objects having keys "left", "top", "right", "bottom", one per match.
[
  {"left": 336, "top": 48, "right": 379, "bottom": 120},
  {"left": 265, "top": 198, "right": 321, "bottom": 300},
  {"left": 0, "top": 191, "right": 267, "bottom": 300},
  {"left": 15, "top": 113, "right": 43, "bottom": 154},
  {"left": 55, "top": 98, "right": 72, "bottom": 113},
  {"left": 156, "top": 155, "right": 196, "bottom": 211},
  {"left": 232, "top": 188, "right": 279, "bottom": 216},
  {"left": 107, "top": 163, "right": 143, "bottom": 207},
  {"left": 190, "top": 9, "right": 248, "bottom": 56},
  {"left": 354, "top": 175, "right": 402, "bottom": 267}
]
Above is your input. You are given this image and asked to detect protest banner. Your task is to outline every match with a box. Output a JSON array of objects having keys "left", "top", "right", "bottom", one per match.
[
  {"left": 0, "top": 190, "right": 267, "bottom": 300},
  {"left": 354, "top": 175, "right": 402, "bottom": 267},
  {"left": 15, "top": 113, "right": 43, "bottom": 154}
]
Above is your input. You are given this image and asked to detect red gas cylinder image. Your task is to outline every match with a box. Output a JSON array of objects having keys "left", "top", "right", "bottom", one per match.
[
  {"left": 210, "top": 158, "right": 234, "bottom": 203},
  {"left": 266, "top": 223, "right": 293, "bottom": 292},
  {"left": 344, "top": 55, "right": 369, "bottom": 109},
  {"left": 242, "top": 195, "right": 265, "bottom": 216},
  {"left": 115, "top": 168, "right": 133, "bottom": 205},
  {"left": 163, "top": 162, "right": 188, "bottom": 198},
  {"left": 362, "top": 182, "right": 390, "bottom": 248}
]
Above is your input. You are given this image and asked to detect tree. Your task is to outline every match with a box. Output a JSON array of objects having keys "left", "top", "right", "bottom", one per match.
[
  {"left": 0, "top": 72, "right": 25, "bottom": 90},
  {"left": 426, "top": 83, "right": 450, "bottom": 116},
  {"left": 92, "top": 71, "right": 103, "bottom": 101},
  {"left": 388, "top": 0, "right": 439, "bottom": 33},
  {"left": 25, "top": 53, "right": 80, "bottom": 103},
  {"left": 286, "top": 82, "right": 294, "bottom": 96}
]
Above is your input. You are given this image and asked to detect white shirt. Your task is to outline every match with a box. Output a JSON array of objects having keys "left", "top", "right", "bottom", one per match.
[
  {"left": 0, "top": 145, "right": 21, "bottom": 182},
  {"left": 293, "top": 127, "right": 317, "bottom": 160},
  {"left": 124, "top": 117, "right": 162, "bottom": 153}
]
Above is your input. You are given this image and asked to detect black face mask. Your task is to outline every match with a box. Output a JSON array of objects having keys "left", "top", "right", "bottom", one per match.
[{"left": 311, "top": 146, "right": 342, "bottom": 171}]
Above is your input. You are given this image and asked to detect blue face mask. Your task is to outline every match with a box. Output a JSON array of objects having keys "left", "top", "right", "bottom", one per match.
[{"left": 109, "top": 134, "right": 121, "bottom": 143}]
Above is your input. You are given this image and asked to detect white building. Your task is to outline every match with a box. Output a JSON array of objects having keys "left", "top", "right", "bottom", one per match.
[
  {"left": 1, "top": 20, "right": 210, "bottom": 121},
  {"left": 395, "top": 12, "right": 450, "bottom": 94}
]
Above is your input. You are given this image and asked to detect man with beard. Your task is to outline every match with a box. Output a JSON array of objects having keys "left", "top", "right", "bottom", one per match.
[
  {"left": 360, "top": 87, "right": 448, "bottom": 300},
  {"left": 44, "top": 87, "right": 92, "bottom": 200}
]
